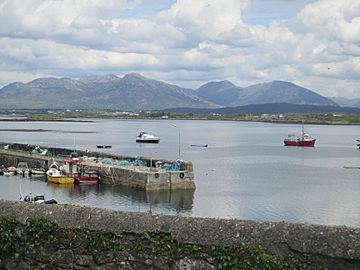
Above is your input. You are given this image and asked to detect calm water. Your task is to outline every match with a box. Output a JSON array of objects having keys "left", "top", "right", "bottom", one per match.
[{"left": 1, "top": 119, "right": 360, "bottom": 227}]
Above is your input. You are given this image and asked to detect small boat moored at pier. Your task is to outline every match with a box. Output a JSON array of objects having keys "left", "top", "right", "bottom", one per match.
[
  {"left": 46, "top": 161, "right": 74, "bottom": 184},
  {"left": 30, "top": 168, "right": 46, "bottom": 175},
  {"left": 136, "top": 132, "right": 160, "bottom": 143},
  {"left": 17, "top": 162, "right": 30, "bottom": 175},
  {"left": 3, "top": 166, "right": 17, "bottom": 176},
  {"left": 74, "top": 164, "right": 100, "bottom": 184},
  {"left": 47, "top": 157, "right": 100, "bottom": 184}
]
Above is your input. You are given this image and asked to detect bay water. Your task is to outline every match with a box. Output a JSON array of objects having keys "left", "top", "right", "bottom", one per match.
[{"left": 0, "top": 119, "right": 359, "bottom": 227}]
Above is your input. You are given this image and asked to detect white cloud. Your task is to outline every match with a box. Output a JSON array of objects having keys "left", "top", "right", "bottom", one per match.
[
  {"left": 0, "top": 0, "right": 359, "bottom": 98},
  {"left": 0, "top": 37, "right": 159, "bottom": 73},
  {"left": 295, "top": 0, "right": 360, "bottom": 43}
]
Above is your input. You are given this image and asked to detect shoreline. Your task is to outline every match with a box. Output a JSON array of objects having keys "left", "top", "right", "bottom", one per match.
[
  {"left": 0, "top": 118, "right": 93, "bottom": 122},
  {"left": 0, "top": 116, "right": 359, "bottom": 126}
]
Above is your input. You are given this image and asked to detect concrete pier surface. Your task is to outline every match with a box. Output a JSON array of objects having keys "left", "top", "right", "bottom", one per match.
[{"left": 0, "top": 142, "right": 195, "bottom": 190}]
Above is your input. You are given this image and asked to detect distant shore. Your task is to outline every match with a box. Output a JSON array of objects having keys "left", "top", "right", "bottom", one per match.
[
  {"left": 0, "top": 118, "right": 93, "bottom": 123},
  {"left": 0, "top": 115, "right": 359, "bottom": 126},
  {"left": 1, "top": 109, "right": 360, "bottom": 125}
]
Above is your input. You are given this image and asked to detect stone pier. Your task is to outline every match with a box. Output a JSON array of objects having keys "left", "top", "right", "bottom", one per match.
[{"left": 0, "top": 142, "right": 195, "bottom": 190}]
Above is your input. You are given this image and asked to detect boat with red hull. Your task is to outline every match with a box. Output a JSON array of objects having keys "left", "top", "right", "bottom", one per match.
[
  {"left": 73, "top": 164, "right": 100, "bottom": 184},
  {"left": 48, "top": 157, "right": 100, "bottom": 184},
  {"left": 284, "top": 124, "right": 316, "bottom": 147}
]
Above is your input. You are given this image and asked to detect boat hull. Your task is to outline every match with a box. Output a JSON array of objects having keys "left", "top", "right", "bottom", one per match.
[
  {"left": 74, "top": 174, "right": 99, "bottom": 184},
  {"left": 30, "top": 169, "right": 46, "bottom": 175},
  {"left": 47, "top": 175, "right": 74, "bottom": 184},
  {"left": 136, "top": 139, "right": 160, "bottom": 143},
  {"left": 190, "top": 144, "right": 208, "bottom": 147},
  {"left": 284, "top": 139, "right": 316, "bottom": 147},
  {"left": 3, "top": 171, "right": 16, "bottom": 176},
  {"left": 97, "top": 144, "right": 112, "bottom": 149}
]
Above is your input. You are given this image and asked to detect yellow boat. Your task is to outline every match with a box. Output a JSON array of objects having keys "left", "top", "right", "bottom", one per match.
[
  {"left": 47, "top": 174, "right": 74, "bottom": 184},
  {"left": 46, "top": 161, "right": 74, "bottom": 184}
]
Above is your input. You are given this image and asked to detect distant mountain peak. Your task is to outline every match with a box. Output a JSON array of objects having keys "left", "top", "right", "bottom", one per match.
[
  {"left": 271, "top": 80, "right": 297, "bottom": 87},
  {"left": 79, "top": 74, "right": 120, "bottom": 83},
  {"left": 197, "top": 79, "right": 338, "bottom": 107},
  {"left": 123, "top": 73, "right": 147, "bottom": 80},
  {"left": 30, "top": 77, "right": 60, "bottom": 83},
  {"left": 196, "top": 80, "right": 241, "bottom": 106},
  {"left": 126, "top": 72, "right": 142, "bottom": 77},
  {"left": 201, "top": 80, "right": 236, "bottom": 88}
]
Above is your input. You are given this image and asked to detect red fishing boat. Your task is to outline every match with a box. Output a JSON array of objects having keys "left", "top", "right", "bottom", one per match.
[
  {"left": 74, "top": 163, "right": 100, "bottom": 184},
  {"left": 284, "top": 124, "right": 316, "bottom": 147},
  {"left": 48, "top": 157, "right": 100, "bottom": 184}
]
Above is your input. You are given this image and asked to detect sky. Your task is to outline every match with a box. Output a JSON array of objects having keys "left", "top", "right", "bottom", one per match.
[{"left": 0, "top": 0, "right": 359, "bottom": 98}]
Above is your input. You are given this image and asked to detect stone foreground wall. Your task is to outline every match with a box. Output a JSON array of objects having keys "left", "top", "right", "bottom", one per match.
[{"left": 1, "top": 200, "right": 360, "bottom": 269}]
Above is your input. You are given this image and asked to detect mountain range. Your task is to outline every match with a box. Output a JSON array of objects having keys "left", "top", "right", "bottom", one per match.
[
  {"left": 0, "top": 73, "right": 353, "bottom": 111},
  {"left": 163, "top": 103, "right": 360, "bottom": 115},
  {"left": 0, "top": 73, "right": 215, "bottom": 110},
  {"left": 197, "top": 80, "right": 337, "bottom": 107},
  {"left": 330, "top": 97, "right": 360, "bottom": 108}
]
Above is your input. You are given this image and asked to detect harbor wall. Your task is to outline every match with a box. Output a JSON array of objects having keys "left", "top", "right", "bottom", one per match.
[
  {"left": 0, "top": 142, "right": 195, "bottom": 190},
  {"left": 0, "top": 150, "right": 60, "bottom": 169},
  {"left": 0, "top": 200, "right": 359, "bottom": 269},
  {"left": 99, "top": 167, "right": 195, "bottom": 190}
]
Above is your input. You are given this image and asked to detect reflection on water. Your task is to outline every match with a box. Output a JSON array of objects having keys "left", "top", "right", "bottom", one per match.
[
  {"left": 1, "top": 119, "right": 360, "bottom": 227},
  {"left": 1, "top": 175, "right": 194, "bottom": 215}
]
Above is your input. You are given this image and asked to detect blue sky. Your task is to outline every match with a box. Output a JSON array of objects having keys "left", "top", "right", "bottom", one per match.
[
  {"left": 243, "top": 0, "right": 316, "bottom": 25},
  {"left": 0, "top": 0, "right": 359, "bottom": 98},
  {"left": 122, "top": 0, "right": 315, "bottom": 25}
]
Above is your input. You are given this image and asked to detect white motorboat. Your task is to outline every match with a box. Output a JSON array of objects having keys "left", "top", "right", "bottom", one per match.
[
  {"left": 30, "top": 168, "right": 46, "bottom": 175},
  {"left": 136, "top": 132, "right": 160, "bottom": 143},
  {"left": 3, "top": 166, "right": 17, "bottom": 176},
  {"left": 17, "top": 162, "right": 30, "bottom": 175}
]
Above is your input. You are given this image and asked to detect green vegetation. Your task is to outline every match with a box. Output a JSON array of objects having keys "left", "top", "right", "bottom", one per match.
[
  {"left": 26, "top": 218, "right": 57, "bottom": 245},
  {"left": 2, "top": 109, "right": 360, "bottom": 125},
  {"left": 0, "top": 217, "right": 326, "bottom": 269},
  {"left": 0, "top": 217, "right": 21, "bottom": 256}
]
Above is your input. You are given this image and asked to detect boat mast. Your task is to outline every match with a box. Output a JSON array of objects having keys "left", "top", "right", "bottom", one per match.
[
  {"left": 302, "top": 121, "right": 305, "bottom": 137},
  {"left": 73, "top": 136, "right": 77, "bottom": 155}
]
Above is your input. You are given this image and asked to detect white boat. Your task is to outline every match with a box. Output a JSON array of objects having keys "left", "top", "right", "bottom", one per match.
[
  {"left": 136, "top": 132, "right": 160, "bottom": 143},
  {"left": 3, "top": 166, "right": 17, "bottom": 176},
  {"left": 17, "top": 162, "right": 30, "bottom": 175},
  {"left": 30, "top": 168, "right": 46, "bottom": 175}
]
